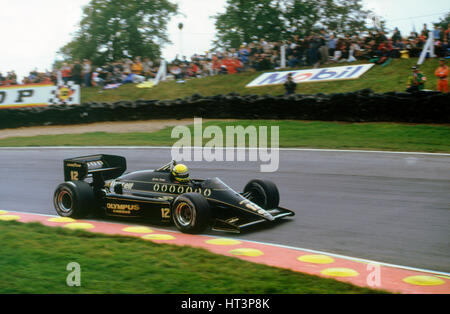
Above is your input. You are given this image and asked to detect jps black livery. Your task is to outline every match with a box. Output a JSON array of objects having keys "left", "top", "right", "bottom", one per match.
[{"left": 53, "top": 154, "right": 294, "bottom": 234}]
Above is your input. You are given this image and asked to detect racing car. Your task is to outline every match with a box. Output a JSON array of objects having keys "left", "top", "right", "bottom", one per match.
[{"left": 53, "top": 154, "right": 294, "bottom": 234}]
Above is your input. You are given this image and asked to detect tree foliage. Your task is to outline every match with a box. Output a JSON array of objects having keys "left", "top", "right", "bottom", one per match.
[
  {"left": 213, "top": 0, "right": 285, "bottom": 48},
  {"left": 213, "top": 0, "right": 371, "bottom": 48},
  {"left": 434, "top": 11, "right": 450, "bottom": 29},
  {"left": 58, "top": 0, "right": 178, "bottom": 65}
]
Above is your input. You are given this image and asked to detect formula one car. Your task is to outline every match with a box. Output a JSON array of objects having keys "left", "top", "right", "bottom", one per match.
[{"left": 53, "top": 154, "right": 294, "bottom": 234}]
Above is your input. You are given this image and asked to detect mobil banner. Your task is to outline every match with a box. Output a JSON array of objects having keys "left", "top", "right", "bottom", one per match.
[
  {"left": 0, "top": 82, "right": 80, "bottom": 109},
  {"left": 246, "top": 64, "right": 375, "bottom": 87}
]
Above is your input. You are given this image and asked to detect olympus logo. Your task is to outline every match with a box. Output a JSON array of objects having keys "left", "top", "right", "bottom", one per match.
[
  {"left": 107, "top": 203, "right": 140, "bottom": 211},
  {"left": 66, "top": 163, "right": 82, "bottom": 168}
]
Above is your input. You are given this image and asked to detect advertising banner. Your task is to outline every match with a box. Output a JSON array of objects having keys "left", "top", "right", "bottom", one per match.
[
  {"left": 246, "top": 64, "right": 375, "bottom": 88},
  {"left": 0, "top": 82, "right": 80, "bottom": 109}
]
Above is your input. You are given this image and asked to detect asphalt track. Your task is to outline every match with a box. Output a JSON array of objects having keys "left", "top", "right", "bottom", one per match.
[{"left": 1, "top": 147, "right": 449, "bottom": 273}]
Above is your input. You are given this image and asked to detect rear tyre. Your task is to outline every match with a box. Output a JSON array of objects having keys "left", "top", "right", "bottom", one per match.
[
  {"left": 53, "top": 181, "right": 95, "bottom": 218},
  {"left": 243, "top": 179, "right": 280, "bottom": 210},
  {"left": 171, "top": 193, "right": 211, "bottom": 234}
]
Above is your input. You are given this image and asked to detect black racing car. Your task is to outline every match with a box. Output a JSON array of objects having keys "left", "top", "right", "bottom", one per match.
[{"left": 53, "top": 154, "right": 295, "bottom": 234}]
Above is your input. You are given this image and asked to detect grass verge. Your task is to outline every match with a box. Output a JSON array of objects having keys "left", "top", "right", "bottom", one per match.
[
  {"left": 0, "top": 120, "right": 449, "bottom": 153},
  {"left": 0, "top": 221, "right": 385, "bottom": 294},
  {"left": 80, "top": 58, "right": 445, "bottom": 102}
]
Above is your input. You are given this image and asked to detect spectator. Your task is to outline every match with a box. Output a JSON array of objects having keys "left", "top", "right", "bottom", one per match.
[
  {"left": 0, "top": 71, "right": 17, "bottom": 86},
  {"left": 347, "top": 42, "right": 360, "bottom": 62},
  {"left": 92, "top": 68, "right": 106, "bottom": 88},
  {"left": 71, "top": 61, "right": 83, "bottom": 85},
  {"left": 142, "top": 57, "right": 154, "bottom": 79},
  {"left": 131, "top": 56, "right": 143, "bottom": 75},
  {"left": 432, "top": 25, "right": 441, "bottom": 41},
  {"left": 319, "top": 29, "right": 330, "bottom": 64},
  {"left": 435, "top": 39, "right": 446, "bottom": 57},
  {"left": 332, "top": 37, "right": 347, "bottom": 62},
  {"left": 406, "top": 66, "right": 426, "bottom": 92},
  {"left": 256, "top": 53, "right": 273, "bottom": 71},
  {"left": 232, "top": 56, "right": 244, "bottom": 73},
  {"left": 435, "top": 58, "right": 449, "bottom": 93},
  {"left": 392, "top": 27, "right": 402, "bottom": 43},
  {"left": 421, "top": 24, "right": 430, "bottom": 38},
  {"left": 392, "top": 40, "right": 403, "bottom": 58},
  {"left": 169, "top": 64, "right": 183, "bottom": 80},
  {"left": 122, "top": 58, "right": 133, "bottom": 75},
  {"left": 113, "top": 60, "right": 124, "bottom": 74},
  {"left": 328, "top": 34, "right": 337, "bottom": 58},
  {"left": 7, "top": 71, "right": 18, "bottom": 85},
  {"left": 408, "top": 31, "right": 418, "bottom": 41},
  {"left": 238, "top": 44, "right": 250, "bottom": 69},
  {"left": 82, "top": 59, "right": 92, "bottom": 87},
  {"left": 187, "top": 62, "right": 199, "bottom": 77},
  {"left": 6, "top": 23, "right": 450, "bottom": 89},
  {"left": 200, "top": 59, "right": 213, "bottom": 76},
  {"left": 442, "top": 39, "right": 449, "bottom": 57},
  {"left": 445, "top": 23, "right": 450, "bottom": 42},
  {"left": 374, "top": 31, "right": 388, "bottom": 45},
  {"left": 307, "top": 34, "right": 320, "bottom": 66},
  {"left": 284, "top": 73, "right": 297, "bottom": 95},
  {"left": 61, "top": 63, "right": 72, "bottom": 83}
]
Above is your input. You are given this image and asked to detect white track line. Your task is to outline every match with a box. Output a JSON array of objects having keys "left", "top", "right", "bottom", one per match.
[
  {"left": 3, "top": 209, "right": 449, "bottom": 277},
  {"left": 0, "top": 146, "right": 449, "bottom": 156}
]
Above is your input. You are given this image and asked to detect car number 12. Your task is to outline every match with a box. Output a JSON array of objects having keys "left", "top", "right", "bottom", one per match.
[
  {"left": 70, "top": 171, "right": 79, "bottom": 181},
  {"left": 161, "top": 208, "right": 170, "bottom": 219}
]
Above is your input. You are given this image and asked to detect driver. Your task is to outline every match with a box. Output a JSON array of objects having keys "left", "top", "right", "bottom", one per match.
[{"left": 171, "top": 164, "right": 190, "bottom": 183}]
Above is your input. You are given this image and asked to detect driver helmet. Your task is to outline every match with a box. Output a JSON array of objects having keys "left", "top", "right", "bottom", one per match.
[{"left": 172, "top": 164, "right": 190, "bottom": 183}]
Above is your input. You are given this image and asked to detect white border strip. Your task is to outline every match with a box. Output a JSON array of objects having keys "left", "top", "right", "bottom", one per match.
[
  {"left": 3, "top": 209, "right": 449, "bottom": 277},
  {"left": 0, "top": 146, "right": 449, "bottom": 156}
]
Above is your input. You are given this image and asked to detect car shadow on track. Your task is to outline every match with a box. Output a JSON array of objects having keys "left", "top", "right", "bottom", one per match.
[{"left": 85, "top": 214, "right": 295, "bottom": 237}]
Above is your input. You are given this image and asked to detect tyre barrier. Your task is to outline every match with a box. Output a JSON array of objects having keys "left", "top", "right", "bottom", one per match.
[{"left": 0, "top": 90, "right": 449, "bottom": 130}]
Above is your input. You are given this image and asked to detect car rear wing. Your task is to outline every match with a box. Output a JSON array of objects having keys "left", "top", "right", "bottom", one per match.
[{"left": 64, "top": 154, "right": 127, "bottom": 182}]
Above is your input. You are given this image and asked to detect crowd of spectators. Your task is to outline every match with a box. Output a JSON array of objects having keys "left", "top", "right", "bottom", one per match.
[
  {"left": 0, "top": 69, "right": 57, "bottom": 86},
  {"left": 1, "top": 23, "right": 449, "bottom": 88},
  {"left": 171, "top": 23, "right": 450, "bottom": 79}
]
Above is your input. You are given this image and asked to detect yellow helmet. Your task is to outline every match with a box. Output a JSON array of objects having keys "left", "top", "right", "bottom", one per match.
[{"left": 172, "top": 164, "right": 189, "bottom": 182}]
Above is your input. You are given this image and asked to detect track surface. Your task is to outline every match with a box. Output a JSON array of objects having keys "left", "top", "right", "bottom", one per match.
[{"left": 1, "top": 147, "right": 449, "bottom": 272}]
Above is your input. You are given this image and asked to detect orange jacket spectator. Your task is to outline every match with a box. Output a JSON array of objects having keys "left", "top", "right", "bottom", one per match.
[
  {"left": 61, "top": 68, "right": 71, "bottom": 78},
  {"left": 223, "top": 57, "right": 237, "bottom": 74},
  {"left": 187, "top": 63, "right": 199, "bottom": 77},
  {"left": 435, "top": 59, "right": 449, "bottom": 93},
  {"left": 131, "top": 61, "right": 143, "bottom": 75}
]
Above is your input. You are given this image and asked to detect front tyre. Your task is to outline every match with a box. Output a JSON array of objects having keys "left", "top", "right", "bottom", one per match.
[
  {"left": 243, "top": 179, "right": 280, "bottom": 210},
  {"left": 172, "top": 193, "right": 211, "bottom": 234},
  {"left": 53, "top": 181, "right": 95, "bottom": 218}
]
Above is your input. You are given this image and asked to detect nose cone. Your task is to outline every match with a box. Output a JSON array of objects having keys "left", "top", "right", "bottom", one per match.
[{"left": 237, "top": 195, "right": 275, "bottom": 221}]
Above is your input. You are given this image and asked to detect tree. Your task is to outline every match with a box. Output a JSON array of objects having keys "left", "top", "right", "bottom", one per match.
[
  {"left": 213, "top": 0, "right": 285, "bottom": 49},
  {"left": 58, "top": 0, "right": 178, "bottom": 65},
  {"left": 434, "top": 11, "right": 450, "bottom": 29},
  {"left": 213, "top": 0, "right": 371, "bottom": 48},
  {"left": 318, "top": 0, "right": 369, "bottom": 35},
  {"left": 279, "top": 0, "right": 320, "bottom": 37}
]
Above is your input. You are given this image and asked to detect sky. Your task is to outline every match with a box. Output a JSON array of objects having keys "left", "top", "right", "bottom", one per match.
[{"left": 0, "top": 0, "right": 448, "bottom": 81}]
